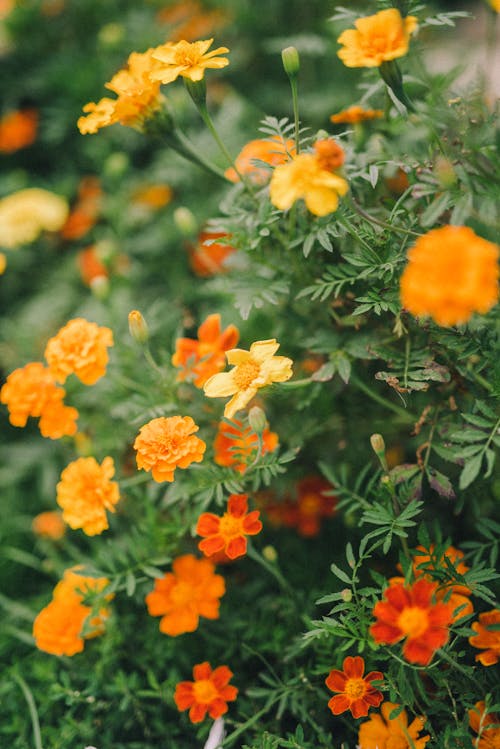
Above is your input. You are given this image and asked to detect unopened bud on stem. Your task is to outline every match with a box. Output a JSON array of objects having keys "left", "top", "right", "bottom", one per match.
[
  {"left": 128, "top": 310, "right": 149, "bottom": 344},
  {"left": 281, "top": 46, "right": 300, "bottom": 78},
  {"left": 248, "top": 406, "right": 266, "bottom": 435}
]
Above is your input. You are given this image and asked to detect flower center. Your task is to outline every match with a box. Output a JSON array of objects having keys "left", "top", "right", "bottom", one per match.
[
  {"left": 193, "top": 679, "right": 218, "bottom": 704},
  {"left": 299, "top": 493, "right": 321, "bottom": 516},
  {"left": 344, "top": 677, "right": 367, "bottom": 700},
  {"left": 219, "top": 513, "right": 243, "bottom": 539},
  {"left": 233, "top": 359, "right": 260, "bottom": 390},
  {"left": 397, "top": 606, "right": 429, "bottom": 638}
]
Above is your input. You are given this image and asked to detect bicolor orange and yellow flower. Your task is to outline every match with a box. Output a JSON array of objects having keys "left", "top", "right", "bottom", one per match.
[
  {"left": 196, "top": 494, "right": 262, "bottom": 559},
  {"left": 325, "top": 656, "right": 383, "bottom": 718},
  {"left": 337, "top": 9, "right": 418, "bottom": 68},
  {"left": 174, "top": 662, "right": 237, "bottom": 723},
  {"left": 172, "top": 313, "right": 239, "bottom": 387},
  {"left": 134, "top": 415, "right": 206, "bottom": 482}
]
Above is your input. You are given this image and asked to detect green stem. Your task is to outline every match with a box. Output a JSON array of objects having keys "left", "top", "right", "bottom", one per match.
[
  {"left": 223, "top": 695, "right": 281, "bottom": 746},
  {"left": 290, "top": 77, "right": 300, "bottom": 155},
  {"left": 436, "top": 647, "right": 476, "bottom": 681},
  {"left": 349, "top": 196, "right": 422, "bottom": 238},
  {"left": 246, "top": 543, "right": 296, "bottom": 602},
  {"left": 350, "top": 373, "right": 417, "bottom": 423},
  {"left": 13, "top": 672, "right": 43, "bottom": 749},
  {"left": 168, "top": 130, "right": 227, "bottom": 180}
]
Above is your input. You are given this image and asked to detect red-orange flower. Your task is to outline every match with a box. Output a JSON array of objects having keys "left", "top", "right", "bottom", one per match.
[
  {"left": 172, "top": 313, "right": 240, "bottom": 388},
  {"left": 61, "top": 176, "right": 102, "bottom": 240},
  {"left": 188, "top": 229, "right": 236, "bottom": 277},
  {"left": 325, "top": 656, "right": 383, "bottom": 718},
  {"left": 0, "top": 108, "right": 38, "bottom": 153},
  {"left": 56, "top": 456, "right": 120, "bottom": 536},
  {"left": 469, "top": 701, "right": 500, "bottom": 749},
  {"left": 174, "top": 662, "right": 238, "bottom": 723},
  {"left": 32, "top": 511, "right": 66, "bottom": 540},
  {"left": 77, "top": 245, "right": 108, "bottom": 286},
  {"left": 293, "top": 476, "right": 338, "bottom": 537},
  {"left": 225, "top": 137, "right": 295, "bottom": 184},
  {"left": 370, "top": 579, "right": 454, "bottom": 665},
  {"left": 196, "top": 494, "right": 262, "bottom": 559},
  {"left": 213, "top": 418, "right": 278, "bottom": 474},
  {"left": 44, "top": 318, "right": 114, "bottom": 385},
  {"left": 145, "top": 554, "right": 225, "bottom": 636},
  {"left": 469, "top": 609, "right": 500, "bottom": 666},
  {"left": 330, "top": 106, "right": 383, "bottom": 124},
  {"left": 134, "top": 415, "right": 206, "bottom": 482}
]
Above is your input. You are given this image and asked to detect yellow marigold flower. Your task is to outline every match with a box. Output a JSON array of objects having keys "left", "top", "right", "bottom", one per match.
[
  {"left": 56, "top": 456, "right": 120, "bottom": 536},
  {"left": 78, "top": 48, "right": 163, "bottom": 134},
  {"left": 150, "top": 38, "right": 229, "bottom": 84},
  {"left": 400, "top": 226, "right": 499, "bottom": 326},
  {"left": 270, "top": 153, "right": 348, "bottom": 217},
  {"left": 32, "top": 511, "right": 66, "bottom": 540},
  {"left": 358, "top": 701, "right": 429, "bottom": 749},
  {"left": 330, "top": 105, "right": 383, "bottom": 124},
  {"left": 134, "top": 415, "right": 206, "bottom": 482},
  {"left": 44, "top": 317, "right": 114, "bottom": 385},
  {"left": 337, "top": 9, "right": 418, "bottom": 68},
  {"left": 203, "top": 339, "right": 293, "bottom": 419},
  {"left": 0, "top": 188, "right": 68, "bottom": 249}
]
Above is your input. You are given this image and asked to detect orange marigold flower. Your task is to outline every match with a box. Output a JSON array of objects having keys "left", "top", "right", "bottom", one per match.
[
  {"left": 157, "top": 1, "right": 228, "bottom": 42},
  {"left": 337, "top": 9, "right": 418, "bottom": 68},
  {"left": 188, "top": 229, "right": 236, "bottom": 277},
  {"left": 325, "top": 655, "right": 383, "bottom": 718},
  {"left": 330, "top": 105, "right": 383, "bottom": 124},
  {"left": 0, "top": 362, "right": 78, "bottom": 439},
  {"left": 313, "top": 139, "right": 345, "bottom": 172},
  {"left": 213, "top": 417, "right": 278, "bottom": 474},
  {"left": 270, "top": 152, "right": 348, "bottom": 217},
  {"left": 469, "top": 609, "right": 500, "bottom": 666},
  {"left": 293, "top": 476, "right": 337, "bottom": 537},
  {"left": 56, "top": 456, "right": 120, "bottom": 536},
  {"left": 203, "top": 339, "right": 293, "bottom": 420},
  {"left": 0, "top": 108, "right": 38, "bottom": 153},
  {"left": 150, "top": 38, "right": 229, "bottom": 85},
  {"left": 44, "top": 317, "right": 114, "bottom": 385},
  {"left": 174, "top": 662, "right": 238, "bottom": 723},
  {"left": 172, "top": 313, "right": 240, "bottom": 388},
  {"left": 77, "top": 245, "right": 108, "bottom": 286},
  {"left": 145, "top": 554, "right": 225, "bottom": 636},
  {"left": 469, "top": 701, "right": 500, "bottom": 749},
  {"left": 400, "top": 226, "right": 500, "bottom": 326},
  {"left": 370, "top": 578, "right": 453, "bottom": 665},
  {"left": 132, "top": 184, "right": 172, "bottom": 209},
  {"left": 197, "top": 494, "right": 262, "bottom": 560},
  {"left": 134, "top": 415, "right": 206, "bottom": 482},
  {"left": 78, "top": 48, "right": 163, "bottom": 134},
  {"left": 358, "top": 702, "right": 429, "bottom": 749},
  {"left": 32, "top": 511, "right": 66, "bottom": 540},
  {"left": 61, "top": 176, "right": 102, "bottom": 240},
  {"left": 225, "top": 137, "right": 295, "bottom": 184}
]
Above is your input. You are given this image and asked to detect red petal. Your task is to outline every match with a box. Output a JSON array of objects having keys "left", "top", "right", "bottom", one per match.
[
  {"left": 365, "top": 671, "right": 384, "bottom": 684},
  {"left": 412, "top": 578, "right": 436, "bottom": 607},
  {"left": 351, "top": 698, "right": 370, "bottom": 718},
  {"left": 242, "top": 512, "right": 262, "bottom": 534},
  {"left": 228, "top": 494, "right": 248, "bottom": 517},
  {"left": 370, "top": 621, "right": 402, "bottom": 644},
  {"left": 208, "top": 698, "right": 228, "bottom": 719},
  {"left": 198, "top": 314, "right": 221, "bottom": 343},
  {"left": 174, "top": 683, "right": 194, "bottom": 710},
  {"left": 193, "top": 662, "right": 212, "bottom": 681},
  {"left": 343, "top": 655, "right": 364, "bottom": 679},
  {"left": 325, "top": 670, "right": 347, "bottom": 692},
  {"left": 199, "top": 536, "right": 225, "bottom": 556},
  {"left": 327, "top": 694, "right": 351, "bottom": 715},
  {"left": 403, "top": 639, "right": 433, "bottom": 665},
  {"left": 226, "top": 535, "right": 247, "bottom": 559},
  {"left": 189, "top": 703, "right": 207, "bottom": 723},
  {"left": 211, "top": 665, "right": 233, "bottom": 688},
  {"left": 196, "top": 513, "right": 220, "bottom": 536},
  {"left": 385, "top": 584, "right": 411, "bottom": 611}
]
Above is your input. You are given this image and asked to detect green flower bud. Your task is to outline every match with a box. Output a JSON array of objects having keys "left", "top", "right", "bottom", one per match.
[{"left": 281, "top": 46, "right": 300, "bottom": 78}]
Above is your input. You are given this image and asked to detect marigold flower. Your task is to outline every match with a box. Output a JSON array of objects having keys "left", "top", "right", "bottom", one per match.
[
  {"left": 330, "top": 105, "right": 383, "bottom": 124},
  {"left": 0, "top": 361, "right": 78, "bottom": 439},
  {"left": 134, "top": 415, "right": 206, "bottom": 482},
  {"left": 400, "top": 226, "right": 499, "bottom": 326},
  {"left": 132, "top": 184, "right": 172, "bottom": 209},
  {"left": 157, "top": 1, "right": 228, "bottom": 42},
  {"left": 270, "top": 152, "right": 348, "bottom": 217},
  {"left": 225, "top": 137, "right": 295, "bottom": 184},
  {"left": 469, "top": 609, "right": 500, "bottom": 666},
  {"left": 174, "top": 662, "right": 238, "bottom": 723},
  {"left": 337, "top": 9, "right": 418, "bottom": 68},
  {"left": 213, "top": 417, "right": 278, "bottom": 474},
  {"left": 145, "top": 554, "right": 225, "bottom": 636},
  {"left": 150, "top": 38, "right": 229, "bottom": 85},
  {"left": 358, "top": 702, "right": 429, "bottom": 749},
  {"left": 0, "top": 188, "right": 69, "bottom": 249},
  {"left": 293, "top": 476, "right": 337, "bottom": 537},
  {"left": 325, "top": 656, "right": 383, "bottom": 718},
  {"left": 203, "top": 339, "right": 293, "bottom": 419},
  {"left": 78, "top": 245, "right": 108, "bottom": 286},
  {"left": 44, "top": 317, "right": 114, "bottom": 385},
  {"left": 469, "top": 702, "right": 500, "bottom": 749},
  {"left": 56, "top": 456, "right": 120, "bottom": 536},
  {"left": 313, "top": 139, "right": 345, "bottom": 172},
  {"left": 61, "top": 176, "right": 102, "bottom": 240},
  {"left": 172, "top": 313, "right": 240, "bottom": 388},
  {"left": 188, "top": 229, "right": 236, "bottom": 276},
  {"left": 0, "top": 108, "right": 38, "bottom": 153},
  {"left": 370, "top": 578, "right": 453, "bottom": 665},
  {"left": 78, "top": 48, "right": 163, "bottom": 134},
  {"left": 197, "top": 494, "right": 262, "bottom": 560},
  {"left": 32, "top": 511, "right": 66, "bottom": 540}
]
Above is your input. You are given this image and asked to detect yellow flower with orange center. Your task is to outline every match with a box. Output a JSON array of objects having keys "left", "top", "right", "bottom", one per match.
[
  {"left": 145, "top": 554, "right": 225, "bottom": 636},
  {"left": 400, "top": 226, "right": 499, "bottom": 326},
  {"left": 358, "top": 702, "right": 429, "bottom": 749},
  {"left": 32, "top": 511, "right": 66, "bottom": 540},
  {"left": 469, "top": 609, "right": 500, "bottom": 666},
  {"left": 469, "top": 702, "right": 500, "bottom": 749},
  {"left": 44, "top": 317, "right": 114, "bottom": 385},
  {"left": 0, "top": 188, "right": 68, "bottom": 249},
  {"left": 270, "top": 152, "right": 348, "bottom": 217},
  {"left": 203, "top": 339, "right": 293, "bottom": 419},
  {"left": 337, "top": 9, "right": 418, "bottom": 68},
  {"left": 133, "top": 415, "right": 206, "bottom": 482},
  {"left": 196, "top": 494, "right": 263, "bottom": 559},
  {"left": 56, "top": 456, "right": 120, "bottom": 536},
  {"left": 172, "top": 313, "right": 240, "bottom": 388},
  {"left": 330, "top": 105, "right": 383, "bottom": 124},
  {"left": 150, "top": 38, "right": 229, "bottom": 84}
]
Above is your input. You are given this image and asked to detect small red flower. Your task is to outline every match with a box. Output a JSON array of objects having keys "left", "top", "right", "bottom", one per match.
[
  {"left": 174, "top": 662, "right": 238, "bottom": 723},
  {"left": 325, "top": 656, "right": 383, "bottom": 719},
  {"left": 196, "top": 494, "right": 263, "bottom": 559},
  {"left": 370, "top": 579, "right": 453, "bottom": 665}
]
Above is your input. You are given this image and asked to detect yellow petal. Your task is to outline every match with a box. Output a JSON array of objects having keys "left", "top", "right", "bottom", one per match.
[
  {"left": 224, "top": 388, "right": 257, "bottom": 419},
  {"left": 260, "top": 356, "right": 293, "bottom": 384},
  {"left": 249, "top": 339, "right": 280, "bottom": 363},
  {"left": 204, "top": 371, "right": 237, "bottom": 397},
  {"left": 226, "top": 348, "right": 252, "bottom": 365}
]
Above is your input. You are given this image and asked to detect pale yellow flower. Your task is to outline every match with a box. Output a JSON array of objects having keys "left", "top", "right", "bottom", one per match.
[
  {"left": 337, "top": 9, "right": 418, "bottom": 68},
  {"left": 0, "top": 188, "right": 68, "bottom": 249},
  {"left": 150, "top": 38, "right": 229, "bottom": 84},
  {"left": 270, "top": 153, "right": 348, "bottom": 217},
  {"left": 203, "top": 339, "right": 293, "bottom": 419}
]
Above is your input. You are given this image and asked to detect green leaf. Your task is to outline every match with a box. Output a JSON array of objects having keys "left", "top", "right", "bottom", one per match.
[
  {"left": 459, "top": 454, "right": 483, "bottom": 490},
  {"left": 330, "top": 563, "right": 352, "bottom": 585}
]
